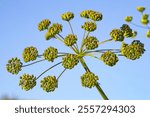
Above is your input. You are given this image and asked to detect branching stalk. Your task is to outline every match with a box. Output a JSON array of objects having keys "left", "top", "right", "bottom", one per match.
[{"left": 22, "top": 59, "right": 45, "bottom": 67}]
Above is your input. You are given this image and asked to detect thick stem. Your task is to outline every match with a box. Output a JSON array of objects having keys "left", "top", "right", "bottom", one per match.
[{"left": 79, "top": 58, "right": 109, "bottom": 100}]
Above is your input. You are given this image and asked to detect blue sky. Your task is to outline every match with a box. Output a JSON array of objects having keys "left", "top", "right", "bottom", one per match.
[{"left": 0, "top": 0, "right": 150, "bottom": 100}]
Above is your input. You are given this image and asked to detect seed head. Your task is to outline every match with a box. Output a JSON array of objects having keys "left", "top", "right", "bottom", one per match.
[
  {"left": 120, "top": 24, "right": 133, "bottom": 38},
  {"left": 45, "top": 23, "right": 62, "bottom": 40},
  {"left": 38, "top": 19, "right": 51, "bottom": 31},
  {"left": 81, "top": 72, "right": 99, "bottom": 88},
  {"left": 6, "top": 57, "right": 22, "bottom": 74},
  {"left": 41, "top": 76, "right": 57, "bottom": 92},
  {"left": 19, "top": 74, "right": 36, "bottom": 91},
  {"left": 61, "top": 12, "right": 74, "bottom": 21},
  {"left": 121, "top": 40, "right": 145, "bottom": 60},
  {"left": 82, "top": 21, "right": 97, "bottom": 32},
  {"left": 137, "top": 6, "right": 145, "bottom": 12},
  {"left": 110, "top": 29, "right": 124, "bottom": 41},
  {"left": 84, "top": 36, "right": 99, "bottom": 50},
  {"left": 43, "top": 47, "right": 58, "bottom": 62},
  {"left": 124, "top": 16, "right": 133, "bottom": 22},
  {"left": 64, "top": 34, "right": 77, "bottom": 46},
  {"left": 100, "top": 51, "right": 119, "bottom": 66},
  {"left": 62, "top": 54, "right": 79, "bottom": 69},
  {"left": 22, "top": 46, "right": 38, "bottom": 62}
]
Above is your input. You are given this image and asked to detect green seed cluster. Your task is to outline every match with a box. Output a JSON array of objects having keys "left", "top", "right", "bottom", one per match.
[
  {"left": 100, "top": 51, "right": 119, "bottom": 66},
  {"left": 62, "top": 54, "right": 79, "bottom": 69},
  {"left": 124, "top": 16, "right": 133, "bottom": 22},
  {"left": 81, "top": 72, "right": 99, "bottom": 88},
  {"left": 22, "top": 46, "right": 38, "bottom": 63},
  {"left": 41, "top": 76, "right": 57, "bottom": 92},
  {"left": 146, "top": 30, "right": 150, "bottom": 38},
  {"left": 19, "top": 74, "right": 36, "bottom": 91},
  {"left": 6, "top": 57, "right": 22, "bottom": 74},
  {"left": 82, "top": 21, "right": 97, "bottom": 32},
  {"left": 64, "top": 34, "right": 77, "bottom": 46},
  {"left": 120, "top": 24, "right": 133, "bottom": 38},
  {"left": 45, "top": 23, "right": 62, "bottom": 40},
  {"left": 38, "top": 19, "right": 51, "bottom": 31},
  {"left": 43, "top": 47, "right": 58, "bottom": 62},
  {"left": 137, "top": 6, "right": 145, "bottom": 12},
  {"left": 80, "top": 10, "right": 103, "bottom": 21},
  {"left": 121, "top": 40, "right": 145, "bottom": 60},
  {"left": 110, "top": 29, "right": 124, "bottom": 41},
  {"left": 84, "top": 36, "right": 99, "bottom": 50},
  {"left": 141, "top": 14, "right": 149, "bottom": 25},
  {"left": 61, "top": 12, "right": 74, "bottom": 21}
]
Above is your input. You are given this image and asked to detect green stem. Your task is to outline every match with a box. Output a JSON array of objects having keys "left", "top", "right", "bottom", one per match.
[
  {"left": 98, "top": 39, "right": 112, "bottom": 45},
  {"left": 68, "top": 21, "right": 74, "bottom": 34},
  {"left": 86, "top": 49, "right": 121, "bottom": 54},
  {"left": 57, "top": 69, "right": 66, "bottom": 80},
  {"left": 130, "top": 22, "right": 150, "bottom": 29},
  {"left": 22, "top": 59, "right": 45, "bottom": 67},
  {"left": 79, "top": 58, "right": 109, "bottom": 100},
  {"left": 36, "top": 62, "right": 62, "bottom": 79},
  {"left": 55, "top": 35, "right": 64, "bottom": 43}
]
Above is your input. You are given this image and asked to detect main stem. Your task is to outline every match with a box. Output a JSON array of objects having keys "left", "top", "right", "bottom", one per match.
[{"left": 79, "top": 57, "right": 109, "bottom": 100}]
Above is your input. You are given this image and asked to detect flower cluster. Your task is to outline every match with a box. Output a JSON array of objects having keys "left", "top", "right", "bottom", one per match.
[
  {"left": 81, "top": 72, "right": 99, "bottom": 88},
  {"left": 6, "top": 57, "right": 22, "bottom": 74},
  {"left": 80, "top": 10, "right": 103, "bottom": 21},
  {"left": 45, "top": 23, "right": 62, "bottom": 40},
  {"left": 62, "top": 54, "right": 79, "bottom": 69},
  {"left": 83, "top": 36, "right": 99, "bottom": 50},
  {"left": 100, "top": 51, "right": 119, "bottom": 66},
  {"left": 81, "top": 21, "right": 97, "bottom": 32},
  {"left": 19, "top": 74, "right": 36, "bottom": 91},
  {"left": 38, "top": 19, "right": 51, "bottom": 31},
  {"left": 43, "top": 47, "right": 58, "bottom": 62},
  {"left": 64, "top": 34, "right": 77, "bottom": 46},
  {"left": 120, "top": 24, "right": 133, "bottom": 38},
  {"left": 110, "top": 29, "right": 124, "bottom": 41},
  {"left": 121, "top": 40, "right": 145, "bottom": 60},
  {"left": 124, "top": 16, "right": 133, "bottom": 22},
  {"left": 22, "top": 46, "right": 38, "bottom": 62},
  {"left": 141, "top": 14, "right": 149, "bottom": 25},
  {"left": 61, "top": 12, "right": 74, "bottom": 21},
  {"left": 40, "top": 76, "right": 58, "bottom": 92}
]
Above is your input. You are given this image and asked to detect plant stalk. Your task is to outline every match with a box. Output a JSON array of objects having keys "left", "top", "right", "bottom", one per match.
[{"left": 79, "top": 58, "right": 109, "bottom": 100}]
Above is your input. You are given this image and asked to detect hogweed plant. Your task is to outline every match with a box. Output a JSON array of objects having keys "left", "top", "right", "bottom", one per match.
[{"left": 6, "top": 6, "right": 150, "bottom": 100}]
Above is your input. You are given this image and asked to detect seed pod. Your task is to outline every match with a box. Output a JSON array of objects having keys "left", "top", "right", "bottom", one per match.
[
  {"left": 62, "top": 54, "right": 79, "bottom": 69},
  {"left": 121, "top": 40, "right": 145, "bottom": 60},
  {"left": 146, "top": 30, "right": 150, "bottom": 38},
  {"left": 124, "top": 16, "right": 133, "bottom": 22},
  {"left": 83, "top": 36, "right": 99, "bottom": 50},
  {"left": 43, "top": 47, "right": 58, "bottom": 62},
  {"left": 61, "top": 12, "right": 74, "bottom": 21},
  {"left": 82, "top": 21, "right": 97, "bottom": 32},
  {"left": 120, "top": 24, "right": 133, "bottom": 38},
  {"left": 64, "top": 34, "right": 77, "bottom": 46},
  {"left": 41, "top": 76, "right": 57, "bottom": 92},
  {"left": 100, "top": 51, "right": 119, "bottom": 66},
  {"left": 6, "top": 57, "right": 22, "bottom": 74},
  {"left": 22, "top": 46, "right": 38, "bottom": 62},
  {"left": 19, "top": 74, "right": 36, "bottom": 91},
  {"left": 110, "top": 29, "right": 124, "bottom": 41},
  {"left": 38, "top": 19, "right": 51, "bottom": 31},
  {"left": 81, "top": 72, "right": 99, "bottom": 88},
  {"left": 137, "top": 6, "right": 145, "bottom": 12}
]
